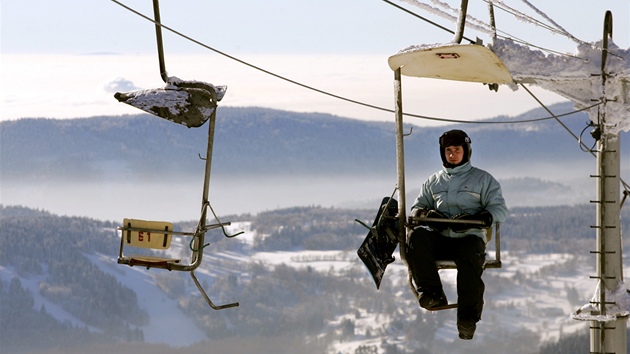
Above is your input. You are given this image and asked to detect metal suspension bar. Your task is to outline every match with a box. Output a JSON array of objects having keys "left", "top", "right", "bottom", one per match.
[
  {"left": 191, "top": 269, "right": 239, "bottom": 310},
  {"left": 453, "top": 0, "right": 469, "bottom": 44},
  {"left": 393, "top": 68, "right": 419, "bottom": 299},
  {"left": 487, "top": 1, "right": 496, "bottom": 40},
  {"left": 190, "top": 89, "right": 218, "bottom": 268},
  {"left": 152, "top": 0, "right": 168, "bottom": 82},
  {"left": 394, "top": 68, "right": 406, "bottom": 240}
]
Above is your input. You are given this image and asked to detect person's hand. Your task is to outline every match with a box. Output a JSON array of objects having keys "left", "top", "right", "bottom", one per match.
[
  {"left": 409, "top": 208, "right": 423, "bottom": 218},
  {"left": 476, "top": 210, "right": 493, "bottom": 228},
  {"left": 410, "top": 208, "right": 448, "bottom": 231},
  {"left": 408, "top": 208, "right": 424, "bottom": 226},
  {"left": 451, "top": 211, "right": 493, "bottom": 232}
]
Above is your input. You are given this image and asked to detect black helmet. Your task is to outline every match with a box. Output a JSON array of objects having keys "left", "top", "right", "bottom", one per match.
[{"left": 439, "top": 129, "right": 472, "bottom": 167}]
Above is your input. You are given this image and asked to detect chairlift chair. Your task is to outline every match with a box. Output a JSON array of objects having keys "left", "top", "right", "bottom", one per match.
[
  {"left": 113, "top": 0, "right": 241, "bottom": 310},
  {"left": 388, "top": 0, "right": 511, "bottom": 310}
]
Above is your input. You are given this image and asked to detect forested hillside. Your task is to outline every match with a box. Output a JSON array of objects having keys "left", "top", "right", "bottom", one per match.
[
  {"left": 1, "top": 203, "right": 629, "bottom": 353},
  {"left": 0, "top": 206, "right": 146, "bottom": 352},
  {"left": 247, "top": 204, "right": 629, "bottom": 254}
]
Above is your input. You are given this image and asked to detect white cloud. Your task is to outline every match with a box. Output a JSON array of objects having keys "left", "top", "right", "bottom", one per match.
[{"left": 101, "top": 77, "right": 139, "bottom": 94}]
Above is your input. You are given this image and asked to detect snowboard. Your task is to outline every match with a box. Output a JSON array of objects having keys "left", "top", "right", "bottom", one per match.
[{"left": 357, "top": 197, "right": 400, "bottom": 289}]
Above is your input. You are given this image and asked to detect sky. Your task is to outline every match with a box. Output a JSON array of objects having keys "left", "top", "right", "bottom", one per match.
[{"left": 1, "top": 0, "right": 629, "bottom": 126}]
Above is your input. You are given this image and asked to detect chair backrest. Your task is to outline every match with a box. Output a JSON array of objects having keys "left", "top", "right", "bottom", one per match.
[{"left": 122, "top": 218, "right": 173, "bottom": 249}]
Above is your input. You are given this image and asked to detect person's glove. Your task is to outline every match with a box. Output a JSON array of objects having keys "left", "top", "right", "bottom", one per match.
[
  {"left": 451, "top": 210, "right": 493, "bottom": 232},
  {"left": 477, "top": 210, "right": 493, "bottom": 228},
  {"left": 410, "top": 208, "right": 448, "bottom": 232}
]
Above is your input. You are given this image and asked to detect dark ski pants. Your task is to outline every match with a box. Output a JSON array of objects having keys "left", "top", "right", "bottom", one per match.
[{"left": 406, "top": 228, "right": 486, "bottom": 322}]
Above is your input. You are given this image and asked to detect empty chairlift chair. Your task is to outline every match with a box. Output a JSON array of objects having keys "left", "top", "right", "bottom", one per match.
[{"left": 112, "top": 0, "right": 241, "bottom": 310}]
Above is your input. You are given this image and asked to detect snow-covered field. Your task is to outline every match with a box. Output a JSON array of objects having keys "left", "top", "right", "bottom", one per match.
[{"left": 1, "top": 220, "right": 625, "bottom": 353}]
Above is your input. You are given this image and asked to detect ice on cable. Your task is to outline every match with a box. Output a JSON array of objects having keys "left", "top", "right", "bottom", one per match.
[{"left": 491, "top": 38, "right": 630, "bottom": 135}]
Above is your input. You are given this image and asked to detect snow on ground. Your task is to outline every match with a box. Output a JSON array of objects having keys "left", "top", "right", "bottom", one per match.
[
  {"left": 145, "top": 222, "right": 630, "bottom": 350},
  {"left": 1, "top": 252, "right": 207, "bottom": 347},
  {"left": 251, "top": 250, "right": 355, "bottom": 273},
  {"left": 87, "top": 253, "right": 208, "bottom": 346},
  {"left": 9, "top": 218, "right": 629, "bottom": 351},
  {"left": 238, "top": 238, "right": 618, "bottom": 349}
]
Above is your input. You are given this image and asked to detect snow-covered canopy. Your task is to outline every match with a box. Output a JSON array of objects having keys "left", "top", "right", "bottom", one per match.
[{"left": 388, "top": 39, "right": 630, "bottom": 135}]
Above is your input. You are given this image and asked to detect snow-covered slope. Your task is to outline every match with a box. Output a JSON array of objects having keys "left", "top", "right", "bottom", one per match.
[
  {"left": 74, "top": 222, "right": 618, "bottom": 352},
  {"left": 2, "top": 210, "right": 626, "bottom": 354}
]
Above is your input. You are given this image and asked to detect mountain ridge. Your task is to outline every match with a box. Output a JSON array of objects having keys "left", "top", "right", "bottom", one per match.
[
  {"left": 2, "top": 103, "right": 628, "bottom": 219},
  {"left": 2, "top": 102, "right": 619, "bottom": 182}
]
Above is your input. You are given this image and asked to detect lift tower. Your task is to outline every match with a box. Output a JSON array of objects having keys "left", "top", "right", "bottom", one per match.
[
  {"left": 492, "top": 11, "right": 630, "bottom": 353},
  {"left": 571, "top": 12, "right": 628, "bottom": 353}
]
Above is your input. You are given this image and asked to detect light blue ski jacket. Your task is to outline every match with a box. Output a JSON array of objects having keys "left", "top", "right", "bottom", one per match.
[{"left": 410, "top": 161, "right": 508, "bottom": 242}]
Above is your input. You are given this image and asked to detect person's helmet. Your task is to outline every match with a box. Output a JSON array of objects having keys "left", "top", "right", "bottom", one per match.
[{"left": 439, "top": 129, "right": 472, "bottom": 167}]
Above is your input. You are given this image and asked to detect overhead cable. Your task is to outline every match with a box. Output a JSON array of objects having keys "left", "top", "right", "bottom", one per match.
[
  {"left": 516, "top": 0, "right": 583, "bottom": 44},
  {"left": 110, "top": 0, "right": 593, "bottom": 125},
  {"left": 397, "top": 0, "right": 494, "bottom": 37},
  {"left": 486, "top": 0, "right": 621, "bottom": 61},
  {"left": 109, "top": 1, "right": 401, "bottom": 112},
  {"left": 381, "top": 0, "right": 477, "bottom": 43},
  {"left": 521, "top": 83, "right": 629, "bottom": 192},
  {"left": 389, "top": 0, "right": 588, "bottom": 61},
  {"left": 405, "top": 101, "right": 600, "bottom": 124},
  {"left": 487, "top": 0, "right": 582, "bottom": 42}
]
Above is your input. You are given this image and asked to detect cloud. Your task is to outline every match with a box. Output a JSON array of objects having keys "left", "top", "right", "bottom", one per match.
[{"left": 101, "top": 77, "right": 139, "bottom": 93}]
